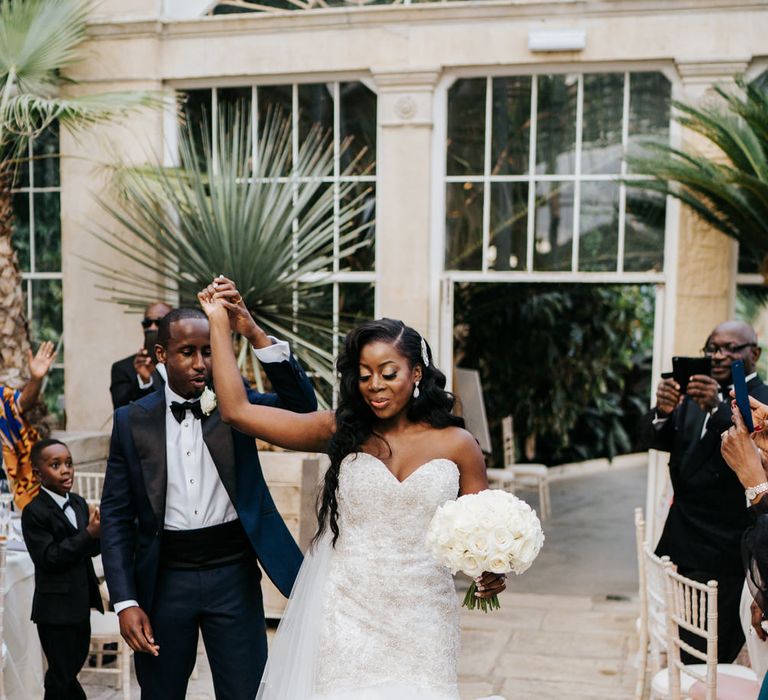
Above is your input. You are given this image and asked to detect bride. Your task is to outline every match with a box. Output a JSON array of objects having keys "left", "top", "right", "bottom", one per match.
[{"left": 199, "top": 288, "right": 506, "bottom": 699}]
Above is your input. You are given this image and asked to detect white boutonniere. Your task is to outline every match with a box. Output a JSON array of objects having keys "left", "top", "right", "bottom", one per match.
[{"left": 200, "top": 387, "right": 217, "bottom": 416}]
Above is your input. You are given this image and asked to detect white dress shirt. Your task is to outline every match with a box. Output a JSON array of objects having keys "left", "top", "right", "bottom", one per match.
[
  {"left": 41, "top": 485, "right": 78, "bottom": 529},
  {"left": 114, "top": 339, "right": 291, "bottom": 614}
]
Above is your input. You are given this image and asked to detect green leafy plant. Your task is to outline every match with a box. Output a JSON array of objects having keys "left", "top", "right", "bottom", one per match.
[
  {"left": 454, "top": 283, "right": 654, "bottom": 465},
  {"left": 628, "top": 78, "right": 768, "bottom": 275},
  {"left": 0, "top": 0, "right": 157, "bottom": 430},
  {"left": 89, "top": 104, "right": 374, "bottom": 405}
]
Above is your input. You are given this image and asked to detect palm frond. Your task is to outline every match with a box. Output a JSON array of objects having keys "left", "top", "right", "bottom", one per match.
[
  {"left": 91, "top": 104, "right": 375, "bottom": 404},
  {"left": 628, "top": 78, "right": 768, "bottom": 268}
]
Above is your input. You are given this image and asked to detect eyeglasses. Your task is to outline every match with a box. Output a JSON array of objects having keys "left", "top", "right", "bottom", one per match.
[
  {"left": 702, "top": 342, "right": 757, "bottom": 356},
  {"left": 141, "top": 317, "right": 164, "bottom": 330}
]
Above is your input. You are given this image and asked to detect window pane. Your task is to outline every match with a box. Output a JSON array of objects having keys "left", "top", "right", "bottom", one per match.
[
  {"left": 34, "top": 192, "right": 61, "bottom": 272},
  {"left": 32, "top": 123, "right": 60, "bottom": 188},
  {"left": 11, "top": 192, "right": 30, "bottom": 272},
  {"left": 31, "top": 278, "right": 63, "bottom": 345},
  {"left": 582, "top": 73, "right": 624, "bottom": 175},
  {"left": 42, "top": 367, "right": 65, "bottom": 429},
  {"left": 536, "top": 74, "right": 578, "bottom": 176},
  {"left": 341, "top": 183, "right": 375, "bottom": 272},
  {"left": 447, "top": 78, "right": 486, "bottom": 176},
  {"left": 738, "top": 244, "right": 760, "bottom": 274},
  {"left": 298, "top": 182, "right": 334, "bottom": 272},
  {"left": 340, "top": 81, "right": 376, "bottom": 175},
  {"left": 627, "top": 72, "right": 671, "bottom": 172},
  {"left": 182, "top": 89, "right": 213, "bottom": 170},
  {"left": 298, "top": 83, "right": 333, "bottom": 148},
  {"left": 491, "top": 76, "right": 531, "bottom": 176},
  {"left": 624, "top": 188, "right": 665, "bottom": 272},
  {"left": 579, "top": 181, "right": 619, "bottom": 272},
  {"left": 534, "top": 181, "right": 574, "bottom": 271},
  {"left": 490, "top": 182, "right": 528, "bottom": 271},
  {"left": 257, "top": 85, "right": 293, "bottom": 175},
  {"left": 339, "top": 282, "right": 374, "bottom": 325},
  {"left": 445, "top": 182, "right": 483, "bottom": 270}
]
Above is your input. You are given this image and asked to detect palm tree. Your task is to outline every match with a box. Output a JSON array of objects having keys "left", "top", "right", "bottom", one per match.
[
  {"left": 88, "top": 104, "right": 374, "bottom": 406},
  {"left": 0, "top": 0, "right": 157, "bottom": 387},
  {"left": 628, "top": 79, "right": 768, "bottom": 277}
]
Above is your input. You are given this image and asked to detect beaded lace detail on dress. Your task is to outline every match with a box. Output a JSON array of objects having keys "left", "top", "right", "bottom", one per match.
[{"left": 315, "top": 452, "right": 461, "bottom": 699}]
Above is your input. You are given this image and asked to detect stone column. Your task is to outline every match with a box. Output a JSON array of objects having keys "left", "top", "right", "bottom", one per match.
[
  {"left": 670, "top": 60, "right": 750, "bottom": 355},
  {"left": 372, "top": 69, "right": 441, "bottom": 336}
]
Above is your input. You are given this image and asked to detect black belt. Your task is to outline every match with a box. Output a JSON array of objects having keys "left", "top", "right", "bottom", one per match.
[{"left": 160, "top": 519, "right": 251, "bottom": 570}]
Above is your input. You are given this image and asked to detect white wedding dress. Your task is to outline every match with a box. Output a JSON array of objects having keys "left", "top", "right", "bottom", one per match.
[{"left": 257, "top": 452, "right": 464, "bottom": 699}]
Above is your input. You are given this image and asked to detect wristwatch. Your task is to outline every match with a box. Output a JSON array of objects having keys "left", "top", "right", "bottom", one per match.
[{"left": 745, "top": 482, "right": 768, "bottom": 501}]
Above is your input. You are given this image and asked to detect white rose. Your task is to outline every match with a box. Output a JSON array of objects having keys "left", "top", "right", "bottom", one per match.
[
  {"left": 487, "top": 555, "right": 510, "bottom": 574},
  {"left": 458, "top": 553, "right": 483, "bottom": 578},
  {"left": 200, "top": 387, "right": 217, "bottom": 415}
]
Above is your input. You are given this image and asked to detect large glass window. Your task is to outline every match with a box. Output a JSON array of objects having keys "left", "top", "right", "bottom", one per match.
[
  {"left": 180, "top": 83, "right": 376, "bottom": 400},
  {"left": 445, "top": 72, "right": 671, "bottom": 274},
  {"left": 11, "top": 124, "right": 64, "bottom": 423}
]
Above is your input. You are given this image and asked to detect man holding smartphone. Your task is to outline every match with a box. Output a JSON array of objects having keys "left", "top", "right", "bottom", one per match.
[
  {"left": 109, "top": 302, "right": 172, "bottom": 409},
  {"left": 650, "top": 320, "right": 768, "bottom": 663}
]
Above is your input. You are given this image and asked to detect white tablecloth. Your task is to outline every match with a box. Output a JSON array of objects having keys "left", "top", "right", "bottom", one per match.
[{"left": 4, "top": 548, "right": 44, "bottom": 699}]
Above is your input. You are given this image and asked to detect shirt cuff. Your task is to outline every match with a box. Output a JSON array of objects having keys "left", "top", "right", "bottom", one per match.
[
  {"left": 136, "top": 375, "right": 153, "bottom": 390},
  {"left": 114, "top": 600, "right": 139, "bottom": 614},
  {"left": 252, "top": 337, "right": 290, "bottom": 364}
]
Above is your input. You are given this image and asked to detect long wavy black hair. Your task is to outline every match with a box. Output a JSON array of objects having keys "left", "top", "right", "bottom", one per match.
[{"left": 315, "top": 318, "right": 465, "bottom": 546}]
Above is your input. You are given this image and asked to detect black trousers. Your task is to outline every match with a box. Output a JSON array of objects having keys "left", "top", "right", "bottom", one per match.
[
  {"left": 678, "top": 569, "right": 745, "bottom": 664},
  {"left": 134, "top": 558, "right": 267, "bottom": 700},
  {"left": 37, "top": 621, "right": 90, "bottom": 700}
]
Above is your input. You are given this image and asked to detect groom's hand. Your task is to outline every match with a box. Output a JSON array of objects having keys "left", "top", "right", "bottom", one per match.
[{"left": 119, "top": 607, "right": 160, "bottom": 656}]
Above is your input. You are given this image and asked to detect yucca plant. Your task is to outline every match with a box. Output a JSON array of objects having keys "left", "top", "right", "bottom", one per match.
[
  {"left": 0, "top": 0, "right": 157, "bottom": 387},
  {"left": 89, "top": 104, "right": 374, "bottom": 406},
  {"left": 628, "top": 78, "right": 768, "bottom": 276}
]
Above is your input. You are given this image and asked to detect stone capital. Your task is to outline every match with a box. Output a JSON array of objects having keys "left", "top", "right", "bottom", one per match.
[
  {"left": 372, "top": 68, "right": 442, "bottom": 128},
  {"left": 676, "top": 58, "right": 751, "bottom": 101}
]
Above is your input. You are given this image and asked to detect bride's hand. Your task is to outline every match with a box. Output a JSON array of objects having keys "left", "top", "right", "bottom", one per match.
[
  {"left": 197, "top": 286, "right": 228, "bottom": 319},
  {"left": 474, "top": 572, "right": 506, "bottom": 599}
]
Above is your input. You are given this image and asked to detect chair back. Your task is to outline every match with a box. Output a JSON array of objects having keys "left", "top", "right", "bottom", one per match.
[
  {"left": 73, "top": 471, "right": 105, "bottom": 506},
  {"left": 501, "top": 415, "right": 516, "bottom": 468},
  {"left": 644, "top": 542, "right": 672, "bottom": 675},
  {"left": 664, "top": 568, "right": 718, "bottom": 700}
]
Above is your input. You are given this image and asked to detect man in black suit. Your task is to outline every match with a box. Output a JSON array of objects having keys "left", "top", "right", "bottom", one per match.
[
  {"left": 22, "top": 438, "right": 103, "bottom": 700},
  {"left": 109, "top": 301, "right": 172, "bottom": 409},
  {"left": 101, "top": 280, "right": 316, "bottom": 700},
  {"left": 651, "top": 320, "right": 768, "bottom": 662}
]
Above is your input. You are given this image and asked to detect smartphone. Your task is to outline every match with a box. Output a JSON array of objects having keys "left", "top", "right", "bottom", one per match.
[
  {"left": 732, "top": 359, "right": 754, "bottom": 432},
  {"left": 671, "top": 356, "right": 712, "bottom": 393},
  {"left": 143, "top": 329, "right": 159, "bottom": 362}
]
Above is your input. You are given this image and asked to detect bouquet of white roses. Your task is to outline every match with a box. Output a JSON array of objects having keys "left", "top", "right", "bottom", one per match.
[{"left": 426, "top": 489, "right": 544, "bottom": 612}]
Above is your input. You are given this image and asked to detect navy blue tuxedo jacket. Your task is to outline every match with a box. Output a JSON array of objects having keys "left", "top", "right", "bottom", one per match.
[{"left": 100, "top": 355, "right": 316, "bottom": 612}]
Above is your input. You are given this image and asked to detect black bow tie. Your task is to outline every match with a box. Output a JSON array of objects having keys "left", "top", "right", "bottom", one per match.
[
  {"left": 62, "top": 500, "right": 71, "bottom": 511},
  {"left": 170, "top": 400, "right": 204, "bottom": 423}
]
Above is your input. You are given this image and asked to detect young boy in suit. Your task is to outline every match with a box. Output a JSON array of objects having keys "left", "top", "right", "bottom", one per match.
[{"left": 22, "top": 438, "right": 103, "bottom": 700}]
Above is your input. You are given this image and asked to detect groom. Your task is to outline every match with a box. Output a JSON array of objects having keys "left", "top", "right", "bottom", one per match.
[{"left": 101, "top": 281, "right": 316, "bottom": 699}]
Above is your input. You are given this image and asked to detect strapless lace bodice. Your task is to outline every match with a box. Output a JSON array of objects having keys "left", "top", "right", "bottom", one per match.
[{"left": 314, "top": 452, "right": 461, "bottom": 699}]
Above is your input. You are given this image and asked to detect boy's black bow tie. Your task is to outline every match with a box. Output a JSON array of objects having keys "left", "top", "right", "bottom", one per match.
[
  {"left": 62, "top": 499, "right": 72, "bottom": 511},
  {"left": 170, "top": 400, "right": 204, "bottom": 423}
]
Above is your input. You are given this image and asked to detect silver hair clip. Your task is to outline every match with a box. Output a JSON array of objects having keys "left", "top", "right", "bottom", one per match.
[{"left": 420, "top": 336, "right": 430, "bottom": 367}]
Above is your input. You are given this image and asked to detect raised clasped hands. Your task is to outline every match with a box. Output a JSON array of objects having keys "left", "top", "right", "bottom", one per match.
[
  {"left": 198, "top": 276, "right": 271, "bottom": 348},
  {"left": 28, "top": 341, "right": 56, "bottom": 381}
]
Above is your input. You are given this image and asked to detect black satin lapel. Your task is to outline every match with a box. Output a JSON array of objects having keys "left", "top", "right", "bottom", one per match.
[
  {"left": 680, "top": 404, "right": 714, "bottom": 479},
  {"left": 130, "top": 397, "right": 168, "bottom": 526},
  {"left": 202, "top": 410, "right": 237, "bottom": 505}
]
